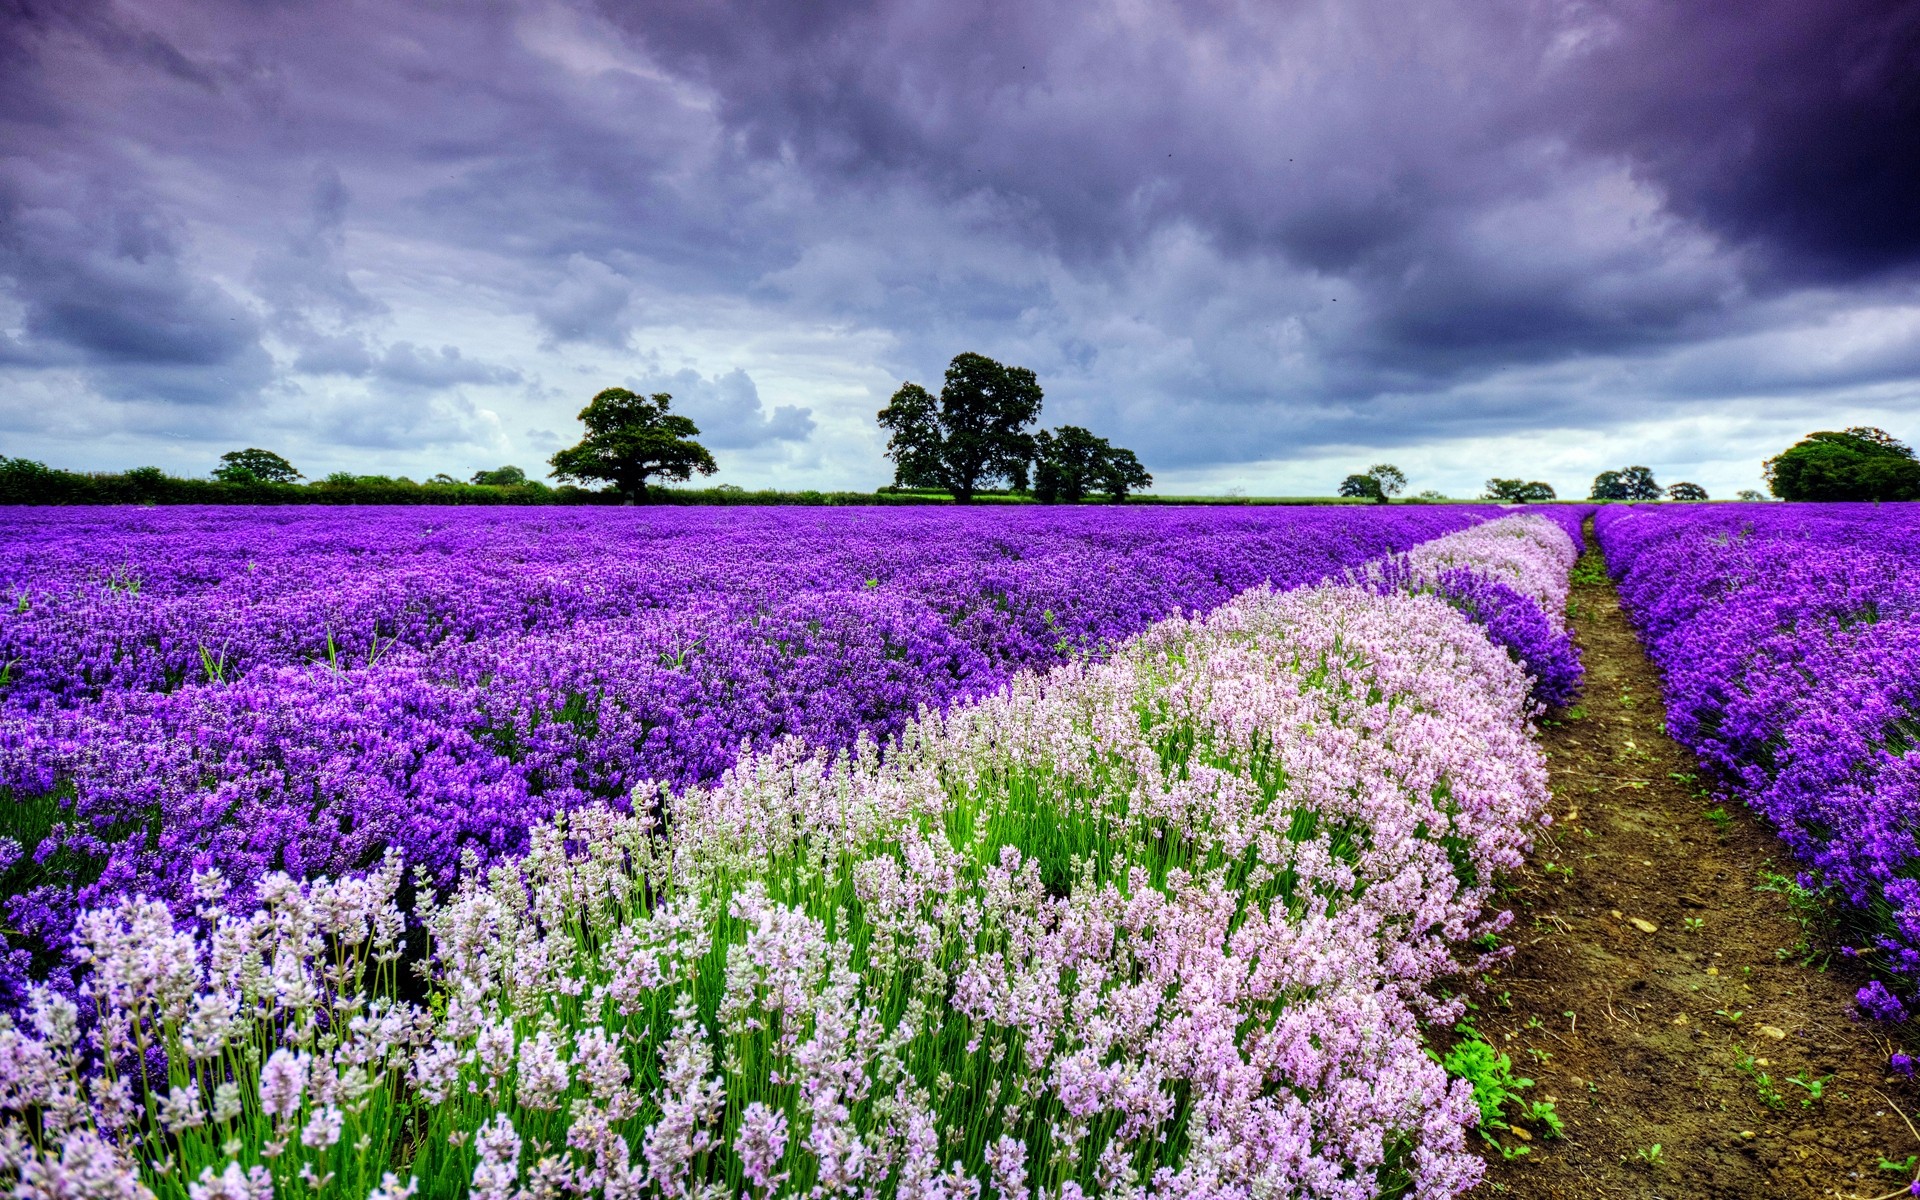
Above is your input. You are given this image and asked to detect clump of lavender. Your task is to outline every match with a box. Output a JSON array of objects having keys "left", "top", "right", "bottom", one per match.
[
  {"left": 0, "top": 573, "right": 1555, "bottom": 1199},
  {"left": 1600, "top": 502, "right": 1920, "bottom": 1017},
  {"left": 1355, "top": 515, "right": 1585, "bottom": 709},
  {"left": 0, "top": 505, "right": 1497, "bottom": 981}
]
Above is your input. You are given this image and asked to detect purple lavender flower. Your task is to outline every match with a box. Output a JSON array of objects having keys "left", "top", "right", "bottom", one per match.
[
  {"left": 0, "top": 504, "right": 1522, "bottom": 971},
  {"left": 1861, "top": 981, "right": 1910, "bottom": 1024}
]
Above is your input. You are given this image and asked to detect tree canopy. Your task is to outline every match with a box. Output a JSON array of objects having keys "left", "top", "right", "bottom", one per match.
[
  {"left": 1589, "top": 466, "right": 1661, "bottom": 500},
  {"left": 1366, "top": 464, "right": 1407, "bottom": 497},
  {"left": 877, "top": 353, "right": 1043, "bottom": 502},
  {"left": 471, "top": 465, "right": 528, "bottom": 487},
  {"left": 1337, "top": 464, "right": 1404, "bottom": 504},
  {"left": 1483, "top": 478, "right": 1556, "bottom": 503},
  {"left": 548, "top": 388, "right": 717, "bottom": 501},
  {"left": 1338, "top": 474, "right": 1385, "bottom": 502},
  {"left": 1764, "top": 428, "right": 1920, "bottom": 501},
  {"left": 213, "top": 449, "right": 302, "bottom": 485},
  {"left": 1032, "top": 426, "right": 1151, "bottom": 503},
  {"left": 1665, "top": 481, "right": 1709, "bottom": 501}
]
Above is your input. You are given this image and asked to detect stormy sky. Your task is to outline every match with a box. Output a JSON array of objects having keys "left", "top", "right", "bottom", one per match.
[{"left": 1, "top": 0, "right": 1916, "bottom": 498}]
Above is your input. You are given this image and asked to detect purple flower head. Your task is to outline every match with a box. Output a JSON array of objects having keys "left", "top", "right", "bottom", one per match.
[
  {"left": 1891, "top": 1052, "right": 1915, "bottom": 1078},
  {"left": 1860, "top": 980, "right": 1909, "bottom": 1024}
]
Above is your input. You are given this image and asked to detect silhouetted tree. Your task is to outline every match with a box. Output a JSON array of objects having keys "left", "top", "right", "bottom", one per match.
[
  {"left": 1034, "top": 426, "right": 1152, "bottom": 503},
  {"left": 1589, "top": 466, "right": 1661, "bottom": 500},
  {"left": 549, "top": 388, "right": 717, "bottom": 501},
  {"left": 213, "top": 449, "right": 302, "bottom": 485},
  {"left": 1764, "top": 428, "right": 1920, "bottom": 501},
  {"left": 1666, "top": 481, "right": 1709, "bottom": 501},
  {"left": 1366, "top": 463, "right": 1407, "bottom": 497},
  {"left": 1484, "top": 478, "right": 1556, "bottom": 503},
  {"left": 1100, "top": 447, "right": 1152, "bottom": 502},
  {"left": 877, "top": 353, "right": 1043, "bottom": 502},
  {"left": 1338, "top": 474, "right": 1385, "bottom": 503}
]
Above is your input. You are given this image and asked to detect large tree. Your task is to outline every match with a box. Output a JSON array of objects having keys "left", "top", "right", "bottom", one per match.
[
  {"left": 1483, "top": 478, "right": 1556, "bottom": 503},
  {"left": 877, "top": 352, "right": 1043, "bottom": 502},
  {"left": 548, "top": 388, "right": 717, "bottom": 501},
  {"left": 1337, "top": 463, "right": 1405, "bottom": 504},
  {"left": 213, "top": 448, "right": 302, "bottom": 485},
  {"left": 1764, "top": 428, "right": 1920, "bottom": 501},
  {"left": 1033, "top": 425, "right": 1152, "bottom": 503},
  {"left": 1589, "top": 466, "right": 1661, "bottom": 500},
  {"left": 1366, "top": 463, "right": 1407, "bottom": 498},
  {"left": 1338, "top": 474, "right": 1385, "bottom": 503}
]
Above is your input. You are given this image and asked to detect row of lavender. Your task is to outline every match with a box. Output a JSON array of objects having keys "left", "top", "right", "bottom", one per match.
[
  {"left": 0, "top": 515, "right": 1579, "bottom": 1199},
  {"left": 0, "top": 506, "right": 1590, "bottom": 997},
  {"left": 1595, "top": 503, "right": 1920, "bottom": 1016}
]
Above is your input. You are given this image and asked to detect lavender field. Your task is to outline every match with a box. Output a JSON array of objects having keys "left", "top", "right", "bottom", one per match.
[
  {"left": 0, "top": 506, "right": 1590, "bottom": 1199},
  {"left": 1598, "top": 503, "right": 1920, "bottom": 1022}
]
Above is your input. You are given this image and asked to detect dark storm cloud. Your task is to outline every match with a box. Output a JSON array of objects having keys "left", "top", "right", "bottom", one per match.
[
  {"left": 1564, "top": 0, "right": 1920, "bottom": 281},
  {"left": 0, "top": 0, "right": 1915, "bottom": 476},
  {"left": 601, "top": 0, "right": 1919, "bottom": 377}
]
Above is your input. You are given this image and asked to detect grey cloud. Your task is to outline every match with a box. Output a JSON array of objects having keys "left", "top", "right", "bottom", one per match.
[
  {"left": 0, "top": 0, "right": 1915, "bottom": 480},
  {"left": 534, "top": 255, "right": 636, "bottom": 348},
  {"left": 635, "top": 367, "right": 814, "bottom": 448},
  {"left": 318, "top": 388, "right": 506, "bottom": 451},
  {"left": 374, "top": 343, "right": 521, "bottom": 390},
  {"left": 0, "top": 170, "right": 274, "bottom": 403},
  {"left": 251, "top": 165, "right": 388, "bottom": 330}
]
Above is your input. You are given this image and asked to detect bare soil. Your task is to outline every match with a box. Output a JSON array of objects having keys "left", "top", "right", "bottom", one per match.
[{"left": 1473, "top": 524, "right": 1920, "bottom": 1200}]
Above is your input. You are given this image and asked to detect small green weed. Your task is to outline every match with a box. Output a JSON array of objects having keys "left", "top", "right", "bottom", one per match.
[
  {"left": 1684, "top": 917, "right": 1704, "bottom": 932},
  {"left": 1570, "top": 551, "right": 1608, "bottom": 587},
  {"left": 1787, "top": 1070, "right": 1832, "bottom": 1107},
  {"left": 1735, "top": 1049, "right": 1787, "bottom": 1108},
  {"left": 1756, "top": 865, "right": 1831, "bottom": 965},
  {"left": 1632, "top": 1143, "right": 1664, "bottom": 1167},
  {"left": 1435, "top": 1032, "right": 1562, "bottom": 1158},
  {"left": 1706, "top": 805, "right": 1732, "bottom": 831}
]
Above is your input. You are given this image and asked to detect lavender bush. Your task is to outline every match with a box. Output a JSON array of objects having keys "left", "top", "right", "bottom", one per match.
[
  {"left": 0, "top": 506, "right": 1505, "bottom": 984},
  {"left": 1596, "top": 503, "right": 1920, "bottom": 1012},
  {"left": 0, "top": 514, "right": 1573, "bottom": 1200}
]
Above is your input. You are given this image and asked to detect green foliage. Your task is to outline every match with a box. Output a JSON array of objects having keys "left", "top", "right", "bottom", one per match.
[
  {"left": 213, "top": 448, "right": 303, "bottom": 485},
  {"left": 1734, "top": 1050, "right": 1787, "bottom": 1108},
  {"left": 471, "top": 464, "right": 529, "bottom": 486},
  {"left": 1483, "top": 478, "right": 1557, "bottom": 503},
  {"left": 1589, "top": 466, "right": 1661, "bottom": 501},
  {"left": 1665, "top": 481, "right": 1709, "bottom": 501},
  {"left": 1367, "top": 464, "right": 1407, "bottom": 496},
  {"left": 1435, "top": 1032, "right": 1560, "bottom": 1156},
  {"left": 1337, "top": 464, "right": 1407, "bottom": 504},
  {"left": 1032, "top": 425, "right": 1153, "bottom": 502},
  {"left": 1736, "top": 488, "right": 1767, "bottom": 501},
  {"left": 1338, "top": 473, "right": 1385, "bottom": 503},
  {"left": 877, "top": 352, "right": 1044, "bottom": 502},
  {"left": 549, "top": 388, "right": 719, "bottom": 501},
  {"left": 1764, "top": 427, "right": 1920, "bottom": 501},
  {"left": 1568, "top": 550, "right": 1609, "bottom": 587}
]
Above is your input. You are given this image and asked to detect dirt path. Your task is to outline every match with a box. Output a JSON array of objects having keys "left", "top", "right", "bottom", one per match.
[{"left": 1475, "top": 524, "right": 1920, "bottom": 1199}]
